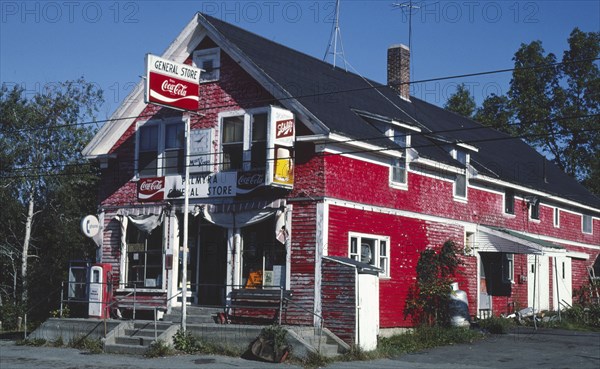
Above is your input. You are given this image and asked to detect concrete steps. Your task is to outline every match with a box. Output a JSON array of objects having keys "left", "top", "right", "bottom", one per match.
[
  {"left": 104, "top": 321, "right": 173, "bottom": 355},
  {"left": 286, "top": 327, "right": 349, "bottom": 357}
]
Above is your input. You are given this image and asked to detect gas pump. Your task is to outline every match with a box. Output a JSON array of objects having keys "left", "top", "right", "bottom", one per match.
[{"left": 88, "top": 263, "right": 113, "bottom": 319}]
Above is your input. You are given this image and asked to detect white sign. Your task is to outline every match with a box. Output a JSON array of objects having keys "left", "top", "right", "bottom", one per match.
[
  {"left": 165, "top": 172, "right": 238, "bottom": 199},
  {"left": 80, "top": 215, "right": 100, "bottom": 238},
  {"left": 145, "top": 54, "right": 202, "bottom": 111}
]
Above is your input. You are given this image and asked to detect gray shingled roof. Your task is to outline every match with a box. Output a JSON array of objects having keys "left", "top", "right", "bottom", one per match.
[{"left": 201, "top": 14, "right": 600, "bottom": 210}]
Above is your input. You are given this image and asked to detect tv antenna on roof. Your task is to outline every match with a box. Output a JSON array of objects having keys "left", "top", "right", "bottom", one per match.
[
  {"left": 392, "top": 1, "right": 420, "bottom": 79},
  {"left": 323, "top": 0, "right": 348, "bottom": 71}
]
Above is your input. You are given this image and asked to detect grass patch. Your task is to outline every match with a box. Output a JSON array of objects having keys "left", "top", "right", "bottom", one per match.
[
  {"left": 145, "top": 339, "right": 175, "bottom": 358},
  {"left": 378, "top": 326, "right": 482, "bottom": 357},
  {"left": 172, "top": 328, "right": 243, "bottom": 357},
  {"left": 15, "top": 338, "right": 46, "bottom": 347},
  {"left": 69, "top": 335, "right": 103, "bottom": 354},
  {"left": 477, "top": 316, "right": 515, "bottom": 334}
]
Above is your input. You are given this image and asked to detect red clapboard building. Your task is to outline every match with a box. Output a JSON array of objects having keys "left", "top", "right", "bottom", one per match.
[{"left": 82, "top": 13, "right": 600, "bottom": 347}]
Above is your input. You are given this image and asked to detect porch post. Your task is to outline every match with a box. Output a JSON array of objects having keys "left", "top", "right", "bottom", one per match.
[{"left": 181, "top": 116, "right": 191, "bottom": 331}]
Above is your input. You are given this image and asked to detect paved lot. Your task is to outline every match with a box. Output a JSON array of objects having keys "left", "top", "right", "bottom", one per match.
[{"left": 1, "top": 328, "right": 599, "bottom": 369}]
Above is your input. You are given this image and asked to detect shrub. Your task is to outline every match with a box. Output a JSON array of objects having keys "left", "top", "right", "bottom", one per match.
[
  {"left": 173, "top": 328, "right": 203, "bottom": 354},
  {"left": 16, "top": 338, "right": 46, "bottom": 346},
  {"left": 145, "top": 339, "right": 174, "bottom": 358}
]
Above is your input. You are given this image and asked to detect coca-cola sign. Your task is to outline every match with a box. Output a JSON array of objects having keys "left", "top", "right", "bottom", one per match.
[
  {"left": 237, "top": 171, "right": 265, "bottom": 193},
  {"left": 145, "top": 54, "right": 201, "bottom": 111},
  {"left": 138, "top": 177, "right": 165, "bottom": 202}
]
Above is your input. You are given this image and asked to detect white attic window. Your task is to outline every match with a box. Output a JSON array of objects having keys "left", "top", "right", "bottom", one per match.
[{"left": 193, "top": 47, "right": 220, "bottom": 82}]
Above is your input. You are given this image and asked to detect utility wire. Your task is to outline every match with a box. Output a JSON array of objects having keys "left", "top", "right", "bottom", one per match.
[{"left": 2, "top": 57, "right": 598, "bottom": 135}]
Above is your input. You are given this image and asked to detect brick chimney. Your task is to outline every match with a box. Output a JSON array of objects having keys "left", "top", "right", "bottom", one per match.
[{"left": 387, "top": 44, "right": 410, "bottom": 101}]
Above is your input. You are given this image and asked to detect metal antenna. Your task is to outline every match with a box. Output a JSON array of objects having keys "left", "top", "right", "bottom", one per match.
[
  {"left": 323, "top": 0, "right": 348, "bottom": 71},
  {"left": 392, "top": 1, "right": 420, "bottom": 79}
]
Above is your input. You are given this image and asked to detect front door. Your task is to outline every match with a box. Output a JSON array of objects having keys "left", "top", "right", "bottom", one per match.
[
  {"left": 528, "top": 255, "right": 550, "bottom": 312},
  {"left": 197, "top": 224, "right": 227, "bottom": 306}
]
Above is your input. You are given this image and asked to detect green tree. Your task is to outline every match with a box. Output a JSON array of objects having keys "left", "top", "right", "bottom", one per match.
[
  {"left": 0, "top": 79, "right": 102, "bottom": 307},
  {"left": 444, "top": 83, "right": 476, "bottom": 118},
  {"left": 404, "top": 240, "right": 462, "bottom": 326},
  {"left": 456, "top": 28, "right": 600, "bottom": 194},
  {"left": 473, "top": 94, "right": 514, "bottom": 133}
]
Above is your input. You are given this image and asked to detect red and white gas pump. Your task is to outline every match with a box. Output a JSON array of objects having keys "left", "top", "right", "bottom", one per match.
[{"left": 88, "top": 263, "right": 113, "bottom": 319}]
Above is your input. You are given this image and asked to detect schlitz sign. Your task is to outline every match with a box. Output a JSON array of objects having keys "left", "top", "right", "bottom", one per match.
[{"left": 145, "top": 54, "right": 201, "bottom": 111}]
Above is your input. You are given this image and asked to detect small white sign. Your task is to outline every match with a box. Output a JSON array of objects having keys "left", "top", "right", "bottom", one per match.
[{"left": 80, "top": 215, "right": 100, "bottom": 238}]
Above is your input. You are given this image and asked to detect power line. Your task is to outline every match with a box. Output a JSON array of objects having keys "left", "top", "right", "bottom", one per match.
[{"left": 2, "top": 57, "right": 598, "bottom": 135}]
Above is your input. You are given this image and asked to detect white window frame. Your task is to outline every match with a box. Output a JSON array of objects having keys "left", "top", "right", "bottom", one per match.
[
  {"left": 135, "top": 118, "right": 185, "bottom": 178},
  {"left": 387, "top": 127, "right": 409, "bottom": 188},
  {"left": 504, "top": 188, "right": 515, "bottom": 215},
  {"left": 553, "top": 207, "right": 560, "bottom": 228},
  {"left": 348, "top": 232, "right": 390, "bottom": 278},
  {"left": 451, "top": 148, "right": 468, "bottom": 200},
  {"left": 218, "top": 108, "right": 269, "bottom": 172},
  {"left": 582, "top": 214, "right": 593, "bottom": 234},
  {"left": 529, "top": 200, "right": 540, "bottom": 222},
  {"left": 121, "top": 222, "right": 166, "bottom": 292},
  {"left": 502, "top": 253, "right": 514, "bottom": 283},
  {"left": 193, "top": 47, "right": 220, "bottom": 82}
]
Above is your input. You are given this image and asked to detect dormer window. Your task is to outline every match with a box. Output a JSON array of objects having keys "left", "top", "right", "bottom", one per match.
[
  {"left": 193, "top": 47, "right": 220, "bottom": 82},
  {"left": 452, "top": 148, "right": 468, "bottom": 199},
  {"left": 388, "top": 127, "right": 408, "bottom": 186}
]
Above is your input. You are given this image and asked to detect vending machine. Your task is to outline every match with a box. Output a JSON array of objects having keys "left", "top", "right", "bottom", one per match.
[{"left": 88, "top": 263, "right": 113, "bottom": 319}]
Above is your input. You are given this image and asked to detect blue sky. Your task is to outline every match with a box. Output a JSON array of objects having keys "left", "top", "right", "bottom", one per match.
[{"left": 1, "top": 1, "right": 599, "bottom": 120}]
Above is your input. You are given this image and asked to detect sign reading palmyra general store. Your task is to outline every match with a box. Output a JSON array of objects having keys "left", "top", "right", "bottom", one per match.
[{"left": 145, "top": 54, "right": 201, "bottom": 111}]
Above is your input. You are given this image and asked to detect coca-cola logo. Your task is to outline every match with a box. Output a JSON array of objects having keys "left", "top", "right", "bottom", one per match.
[
  {"left": 138, "top": 177, "right": 165, "bottom": 202},
  {"left": 237, "top": 172, "right": 265, "bottom": 193},
  {"left": 161, "top": 79, "right": 188, "bottom": 97},
  {"left": 276, "top": 119, "right": 294, "bottom": 139}
]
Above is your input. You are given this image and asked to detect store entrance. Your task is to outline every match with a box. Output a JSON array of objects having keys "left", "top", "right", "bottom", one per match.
[
  {"left": 197, "top": 223, "right": 227, "bottom": 306},
  {"left": 241, "top": 218, "right": 286, "bottom": 289}
]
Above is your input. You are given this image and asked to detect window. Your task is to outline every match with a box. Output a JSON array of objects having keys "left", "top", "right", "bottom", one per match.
[
  {"left": 220, "top": 110, "right": 268, "bottom": 172},
  {"left": 453, "top": 149, "right": 468, "bottom": 198},
  {"left": 502, "top": 253, "right": 514, "bottom": 282},
  {"left": 529, "top": 198, "right": 540, "bottom": 220},
  {"left": 583, "top": 214, "right": 593, "bottom": 234},
  {"left": 349, "top": 233, "right": 390, "bottom": 277},
  {"left": 504, "top": 189, "right": 515, "bottom": 215},
  {"left": 136, "top": 120, "right": 185, "bottom": 177},
  {"left": 553, "top": 207, "right": 560, "bottom": 228},
  {"left": 465, "top": 231, "right": 475, "bottom": 255},
  {"left": 241, "top": 219, "right": 286, "bottom": 288},
  {"left": 388, "top": 128, "right": 408, "bottom": 185},
  {"left": 221, "top": 115, "right": 244, "bottom": 171},
  {"left": 193, "top": 47, "right": 220, "bottom": 82},
  {"left": 125, "top": 224, "right": 163, "bottom": 289}
]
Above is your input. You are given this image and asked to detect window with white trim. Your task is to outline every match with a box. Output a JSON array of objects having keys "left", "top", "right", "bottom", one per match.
[
  {"left": 193, "top": 47, "right": 220, "bottom": 82},
  {"left": 387, "top": 128, "right": 408, "bottom": 185},
  {"left": 553, "top": 207, "right": 560, "bottom": 228},
  {"left": 583, "top": 214, "right": 593, "bottom": 234},
  {"left": 349, "top": 233, "right": 390, "bottom": 277},
  {"left": 504, "top": 188, "right": 515, "bottom": 215},
  {"left": 502, "top": 253, "right": 514, "bottom": 282},
  {"left": 125, "top": 224, "right": 164, "bottom": 289},
  {"left": 453, "top": 149, "right": 468, "bottom": 198},
  {"left": 220, "top": 110, "right": 268, "bottom": 171},
  {"left": 137, "top": 119, "right": 184, "bottom": 177},
  {"left": 529, "top": 198, "right": 540, "bottom": 220}
]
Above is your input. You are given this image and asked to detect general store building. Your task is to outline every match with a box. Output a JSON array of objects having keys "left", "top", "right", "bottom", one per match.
[{"left": 82, "top": 13, "right": 600, "bottom": 346}]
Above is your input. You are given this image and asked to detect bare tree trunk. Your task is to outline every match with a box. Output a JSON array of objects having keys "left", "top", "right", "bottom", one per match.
[{"left": 21, "top": 188, "right": 35, "bottom": 303}]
